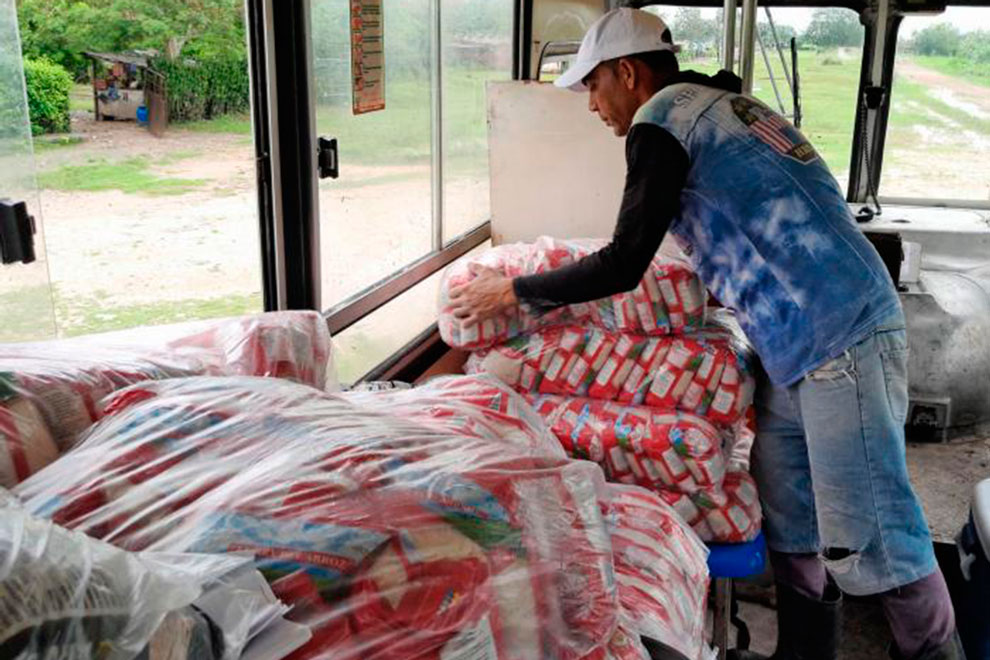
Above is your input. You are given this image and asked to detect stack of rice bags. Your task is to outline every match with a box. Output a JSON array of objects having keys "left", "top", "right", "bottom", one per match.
[
  {"left": 439, "top": 237, "right": 762, "bottom": 544},
  {"left": 15, "top": 374, "right": 712, "bottom": 660},
  {"left": 0, "top": 310, "right": 334, "bottom": 489}
]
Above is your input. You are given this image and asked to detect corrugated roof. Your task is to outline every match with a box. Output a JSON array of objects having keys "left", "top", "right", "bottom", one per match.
[{"left": 83, "top": 51, "right": 152, "bottom": 67}]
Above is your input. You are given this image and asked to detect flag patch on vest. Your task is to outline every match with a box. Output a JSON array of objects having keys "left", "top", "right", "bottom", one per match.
[{"left": 730, "top": 97, "right": 818, "bottom": 164}]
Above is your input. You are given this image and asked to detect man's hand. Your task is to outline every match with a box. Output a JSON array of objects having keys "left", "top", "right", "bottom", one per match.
[{"left": 448, "top": 264, "right": 518, "bottom": 325}]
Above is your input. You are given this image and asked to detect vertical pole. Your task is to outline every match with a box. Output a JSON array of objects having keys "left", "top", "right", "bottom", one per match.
[
  {"left": 739, "top": 0, "right": 758, "bottom": 95},
  {"left": 430, "top": 0, "right": 444, "bottom": 250},
  {"left": 712, "top": 577, "right": 731, "bottom": 660},
  {"left": 757, "top": 29, "right": 786, "bottom": 114},
  {"left": 91, "top": 58, "right": 99, "bottom": 120},
  {"left": 764, "top": 7, "right": 793, "bottom": 90},
  {"left": 791, "top": 38, "right": 802, "bottom": 128},
  {"left": 721, "top": 0, "right": 737, "bottom": 73}
]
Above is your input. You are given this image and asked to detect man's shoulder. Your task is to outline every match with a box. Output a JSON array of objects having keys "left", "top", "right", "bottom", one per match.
[{"left": 636, "top": 83, "right": 728, "bottom": 131}]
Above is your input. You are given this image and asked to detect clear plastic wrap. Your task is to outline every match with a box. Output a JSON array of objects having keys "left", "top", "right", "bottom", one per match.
[
  {"left": 465, "top": 323, "right": 754, "bottom": 424},
  {"left": 604, "top": 485, "right": 710, "bottom": 660},
  {"left": 528, "top": 393, "right": 728, "bottom": 494},
  {"left": 344, "top": 374, "right": 566, "bottom": 459},
  {"left": 439, "top": 237, "right": 707, "bottom": 350},
  {"left": 528, "top": 393, "right": 760, "bottom": 543},
  {"left": 18, "top": 375, "right": 628, "bottom": 660},
  {"left": 0, "top": 495, "right": 264, "bottom": 660},
  {"left": 0, "top": 311, "right": 333, "bottom": 487},
  {"left": 656, "top": 470, "right": 763, "bottom": 544}
]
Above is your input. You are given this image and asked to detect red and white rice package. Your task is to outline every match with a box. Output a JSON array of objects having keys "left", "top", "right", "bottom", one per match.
[
  {"left": 0, "top": 310, "right": 334, "bottom": 486},
  {"left": 439, "top": 237, "right": 707, "bottom": 350},
  {"left": 528, "top": 393, "right": 727, "bottom": 496},
  {"left": 17, "top": 376, "right": 625, "bottom": 660},
  {"left": 657, "top": 470, "right": 762, "bottom": 544},
  {"left": 528, "top": 394, "right": 761, "bottom": 543},
  {"left": 466, "top": 322, "right": 754, "bottom": 424},
  {"left": 604, "top": 485, "right": 711, "bottom": 660}
]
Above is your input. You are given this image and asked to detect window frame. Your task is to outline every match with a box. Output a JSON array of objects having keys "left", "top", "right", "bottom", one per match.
[{"left": 256, "top": 0, "right": 505, "bottom": 371}]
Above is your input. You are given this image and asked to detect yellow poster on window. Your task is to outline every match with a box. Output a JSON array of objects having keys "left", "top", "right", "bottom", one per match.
[{"left": 350, "top": 0, "right": 385, "bottom": 114}]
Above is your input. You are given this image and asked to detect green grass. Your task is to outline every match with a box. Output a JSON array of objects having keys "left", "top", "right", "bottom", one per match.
[
  {"left": 69, "top": 83, "right": 93, "bottom": 113},
  {"left": 37, "top": 156, "right": 208, "bottom": 195},
  {"left": 883, "top": 60, "right": 990, "bottom": 168},
  {"left": 315, "top": 67, "right": 508, "bottom": 168},
  {"left": 680, "top": 52, "right": 861, "bottom": 176},
  {"left": 33, "top": 134, "right": 84, "bottom": 151},
  {"left": 911, "top": 55, "right": 990, "bottom": 89},
  {"left": 181, "top": 113, "right": 253, "bottom": 135},
  {"left": 55, "top": 291, "right": 263, "bottom": 337}
]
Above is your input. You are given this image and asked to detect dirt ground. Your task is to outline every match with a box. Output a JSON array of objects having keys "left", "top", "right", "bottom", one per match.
[
  {"left": 884, "top": 61, "right": 990, "bottom": 200},
  {"left": 25, "top": 112, "right": 487, "bottom": 338}
]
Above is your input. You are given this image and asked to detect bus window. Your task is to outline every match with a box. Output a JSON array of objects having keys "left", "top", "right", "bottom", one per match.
[
  {"left": 642, "top": 5, "right": 722, "bottom": 76},
  {"left": 441, "top": 0, "right": 513, "bottom": 244},
  {"left": 312, "top": 0, "right": 510, "bottom": 302},
  {"left": 884, "top": 8, "right": 990, "bottom": 203},
  {"left": 746, "top": 7, "right": 863, "bottom": 185},
  {"left": 15, "top": 2, "right": 264, "bottom": 338},
  {"left": 639, "top": 6, "right": 863, "bottom": 185},
  {"left": 334, "top": 242, "right": 489, "bottom": 383}
]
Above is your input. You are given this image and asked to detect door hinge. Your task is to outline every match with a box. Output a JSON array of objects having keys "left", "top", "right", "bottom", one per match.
[{"left": 0, "top": 199, "right": 37, "bottom": 265}]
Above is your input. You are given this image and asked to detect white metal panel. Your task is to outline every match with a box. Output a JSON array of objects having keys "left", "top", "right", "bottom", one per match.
[{"left": 486, "top": 80, "right": 625, "bottom": 245}]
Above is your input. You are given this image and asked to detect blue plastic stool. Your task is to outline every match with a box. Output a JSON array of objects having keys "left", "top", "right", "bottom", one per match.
[{"left": 706, "top": 530, "right": 767, "bottom": 660}]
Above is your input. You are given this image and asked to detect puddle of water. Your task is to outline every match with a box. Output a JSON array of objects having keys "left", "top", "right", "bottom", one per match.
[{"left": 929, "top": 88, "right": 990, "bottom": 121}]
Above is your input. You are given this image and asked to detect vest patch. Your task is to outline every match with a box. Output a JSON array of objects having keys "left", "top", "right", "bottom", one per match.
[{"left": 730, "top": 96, "right": 819, "bottom": 164}]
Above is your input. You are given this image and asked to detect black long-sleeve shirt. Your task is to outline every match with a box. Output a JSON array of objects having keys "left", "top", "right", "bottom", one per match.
[{"left": 512, "top": 70, "right": 742, "bottom": 312}]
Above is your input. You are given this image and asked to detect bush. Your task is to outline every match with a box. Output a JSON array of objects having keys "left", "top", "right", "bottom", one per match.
[
  {"left": 911, "top": 23, "right": 961, "bottom": 57},
  {"left": 23, "top": 58, "right": 73, "bottom": 135},
  {"left": 153, "top": 54, "right": 250, "bottom": 123}
]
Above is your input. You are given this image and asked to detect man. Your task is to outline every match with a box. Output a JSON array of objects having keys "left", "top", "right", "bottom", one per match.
[{"left": 448, "top": 8, "right": 963, "bottom": 660}]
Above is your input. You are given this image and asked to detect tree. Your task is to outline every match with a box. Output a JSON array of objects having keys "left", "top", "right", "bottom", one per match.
[
  {"left": 669, "top": 7, "right": 719, "bottom": 56},
  {"left": 17, "top": 0, "right": 245, "bottom": 79},
  {"left": 758, "top": 21, "right": 796, "bottom": 48},
  {"left": 911, "top": 23, "right": 961, "bottom": 57},
  {"left": 802, "top": 8, "right": 862, "bottom": 49}
]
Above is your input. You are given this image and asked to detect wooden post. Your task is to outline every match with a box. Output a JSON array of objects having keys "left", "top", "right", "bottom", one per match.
[{"left": 91, "top": 57, "right": 99, "bottom": 120}]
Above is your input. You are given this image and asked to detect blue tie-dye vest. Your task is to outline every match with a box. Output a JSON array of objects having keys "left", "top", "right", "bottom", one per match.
[{"left": 634, "top": 83, "right": 901, "bottom": 385}]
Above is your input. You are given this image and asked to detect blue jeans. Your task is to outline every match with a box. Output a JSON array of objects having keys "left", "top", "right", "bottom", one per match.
[{"left": 751, "top": 313, "right": 937, "bottom": 596}]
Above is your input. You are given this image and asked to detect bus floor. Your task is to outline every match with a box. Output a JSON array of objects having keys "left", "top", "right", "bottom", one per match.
[{"left": 721, "top": 541, "right": 966, "bottom": 658}]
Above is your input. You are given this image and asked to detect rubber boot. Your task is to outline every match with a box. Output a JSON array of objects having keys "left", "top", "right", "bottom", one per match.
[
  {"left": 889, "top": 632, "right": 967, "bottom": 660},
  {"left": 727, "top": 582, "right": 841, "bottom": 660}
]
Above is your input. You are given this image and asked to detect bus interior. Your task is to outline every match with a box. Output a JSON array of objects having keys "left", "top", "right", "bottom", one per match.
[{"left": 1, "top": 0, "right": 988, "bottom": 657}]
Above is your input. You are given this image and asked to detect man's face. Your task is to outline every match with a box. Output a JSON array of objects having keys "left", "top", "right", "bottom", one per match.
[{"left": 584, "top": 60, "right": 639, "bottom": 137}]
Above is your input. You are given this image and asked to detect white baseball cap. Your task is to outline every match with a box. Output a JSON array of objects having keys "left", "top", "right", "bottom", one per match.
[{"left": 554, "top": 8, "right": 678, "bottom": 91}]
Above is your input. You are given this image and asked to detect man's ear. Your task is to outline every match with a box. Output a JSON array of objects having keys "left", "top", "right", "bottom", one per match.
[{"left": 617, "top": 57, "right": 638, "bottom": 91}]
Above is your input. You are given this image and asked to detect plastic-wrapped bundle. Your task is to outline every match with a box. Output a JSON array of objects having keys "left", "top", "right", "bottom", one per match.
[
  {"left": 658, "top": 470, "right": 762, "bottom": 544},
  {"left": 18, "top": 376, "right": 620, "bottom": 660},
  {"left": 439, "top": 237, "right": 706, "bottom": 350},
  {"left": 0, "top": 311, "right": 333, "bottom": 486},
  {"left": 345, "top": 374, "right": 566, "bottom": 459},
  {"left": 0, "top": 490, "right": 265, "bottom": 660},
  {"left": 604, "top": 485, "right": 711, "bottom": 660},
  {"left": 528, "top": 393, "right": 728, "bottom": 497},
  {"left": 466, "top": 324, "right": 754, "bottom": 425},
  {"left": 528, "top": 394, "right": 761, "bottom": 543}
]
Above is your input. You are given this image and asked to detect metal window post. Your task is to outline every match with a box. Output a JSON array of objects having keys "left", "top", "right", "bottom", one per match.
[
  {"left": 721, "top": 0, "right": 737, "bottom": 73},
  {"left": 739, "top": 0, "right": 758, "bottom": 95},
  {"left": 430, "top": 0, "right": 444, "bottom": 251}
]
